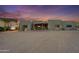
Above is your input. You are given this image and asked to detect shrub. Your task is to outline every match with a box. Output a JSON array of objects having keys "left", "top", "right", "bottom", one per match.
[{"left": 0, "top": 27, "right": 4, "bottom": 31}]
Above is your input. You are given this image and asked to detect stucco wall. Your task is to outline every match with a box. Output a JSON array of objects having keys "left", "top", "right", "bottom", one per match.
[
  {"left": 48, "top": 20, "right": 62, "bottom": 30},
  {"left": 0, "top": 20, "right": 5, "bottom": 27}
]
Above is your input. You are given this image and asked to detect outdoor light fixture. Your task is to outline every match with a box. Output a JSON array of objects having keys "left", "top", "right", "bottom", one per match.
[{"left": 37, "top": 26, "right": 41, "bottom": 27}]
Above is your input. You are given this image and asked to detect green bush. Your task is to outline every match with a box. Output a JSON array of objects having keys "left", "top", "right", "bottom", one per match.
[
  {"left": 0, "top": 27, "right": 5, "bottom": 31},
  {"left": 4, "top": 26, "right": 10, "bottom": 31}
]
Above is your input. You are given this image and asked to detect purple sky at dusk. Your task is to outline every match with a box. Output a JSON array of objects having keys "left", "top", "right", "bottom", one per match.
[{"left": 0, "top": 5, "right": 79, "bottom": 22}]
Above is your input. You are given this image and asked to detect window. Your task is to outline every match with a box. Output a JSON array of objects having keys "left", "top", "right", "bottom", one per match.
[{"left": 66, "top": 25, "right": 72, "bottom": 27}]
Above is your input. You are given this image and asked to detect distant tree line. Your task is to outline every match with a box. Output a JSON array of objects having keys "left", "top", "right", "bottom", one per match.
[{"left": 0, "top": 18, "right": 17, "bottom": 23}]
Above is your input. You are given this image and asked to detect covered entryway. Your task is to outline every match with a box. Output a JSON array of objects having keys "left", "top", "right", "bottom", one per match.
[{"left": 32, "top": 23, "right": 48, "bottom": 30}]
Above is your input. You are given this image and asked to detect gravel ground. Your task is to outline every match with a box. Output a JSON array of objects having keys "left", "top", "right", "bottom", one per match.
[{"left": 0, "top": 31, "right": 79, "bottom": 53}]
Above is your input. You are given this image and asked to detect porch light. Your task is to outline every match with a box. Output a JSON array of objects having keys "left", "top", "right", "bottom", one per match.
[{"left": 37, "top": 26, "right": 41, "bottom": 27}]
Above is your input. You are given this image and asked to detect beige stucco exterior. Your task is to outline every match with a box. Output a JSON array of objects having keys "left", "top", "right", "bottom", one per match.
[{"left": 0, "top": 20, "right": 5, "bottom": 27}]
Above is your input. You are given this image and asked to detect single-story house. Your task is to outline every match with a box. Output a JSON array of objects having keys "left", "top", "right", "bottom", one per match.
[
  {"left": 0, "top": 18, "right": 79, "bottom": 31},
  {"left": 19, "top": 19, "right": 79, "bottom": 31}
]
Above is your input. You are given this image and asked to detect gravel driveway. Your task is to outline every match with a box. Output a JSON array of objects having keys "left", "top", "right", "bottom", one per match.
[{"left": 0, "top": 31, "right": 79, "bottom": 53}]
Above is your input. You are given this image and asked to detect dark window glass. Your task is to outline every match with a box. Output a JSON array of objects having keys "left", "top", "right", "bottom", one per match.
[{"left": 66, "top": 25, "right": 72, "bottom": 27}]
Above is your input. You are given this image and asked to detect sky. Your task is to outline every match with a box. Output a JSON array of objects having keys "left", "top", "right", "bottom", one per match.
[{"left": 0, "top": 5, "right": 79, "bottom": 22}]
